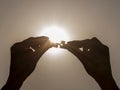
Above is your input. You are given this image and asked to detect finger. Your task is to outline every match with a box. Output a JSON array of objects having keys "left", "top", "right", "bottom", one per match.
[
  {"left": 91, "top": 37, "right": 103, "bottom": 46},
  {"left": 34, "top": 39, "right": 52, "bottom": 51},
  {"left": 12, "top": 36, "right": 50, "bottom": 52},
  {"left": 32, "top": 41, "right": 51, "bottom": 63},
  {"left": 62, "top": 44, "right": 88, "bottom": 64},
  {"left": 62, "top": 44, "right": 81, "bottom": 55},
  {"left": 90, "top": 37, "right": 105, "bottom": 51},
  {"left": 83, "top": 47, "right": 89, "bottom": 53},
  {"left": 90, "top": 37, "right": 109, "bottom": 56},
  {"left": 22, "top": 36, "right": 49, "bottom": 47},
  {"left": 66, "top": 39, "right": 90, "bottom": 48}
]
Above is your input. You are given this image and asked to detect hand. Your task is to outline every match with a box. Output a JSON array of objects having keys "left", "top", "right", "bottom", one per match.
[
  {"left": 61, "top": 37, "right": 119, "bottom": 90},
  {"left": 2, "top": 36, "right": 51, "bottom": 90}
]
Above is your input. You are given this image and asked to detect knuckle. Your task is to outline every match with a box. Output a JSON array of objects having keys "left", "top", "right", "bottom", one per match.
[
  {"left": 41, "top": 36, "right": 48, "bottom": 38},
  {"left": 11, "top": 43, "right": 18, "bottom": 49},
  {"left": 10, "top": 42, "right": 21, "bottom": 50},
  {"left": 28, "top": 37, "right": 34, "bottom": 40},
  {"left": 104, "top": 45, "right": 109, "bottom": 50},
  {"left": 92, "top": 37, "right": 98, "bottom": 40}
]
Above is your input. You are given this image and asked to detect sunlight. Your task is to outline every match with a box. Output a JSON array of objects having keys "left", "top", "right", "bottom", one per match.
[
  {"left": 40, "top": 25, "right": 69, "bottom": 43},
  {"left": 39, "top": 25, "right": 70, "bottom": 54}
]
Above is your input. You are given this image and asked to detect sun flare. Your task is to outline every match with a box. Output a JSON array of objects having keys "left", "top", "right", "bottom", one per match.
[
  {"left": 38, "top": 25, "right": 70, "bottom": 54},
  {"left": 40, "top": 25, "right": 69, "bottom": 43}
]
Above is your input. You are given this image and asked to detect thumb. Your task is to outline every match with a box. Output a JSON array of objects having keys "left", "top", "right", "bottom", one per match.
[
  {"left": 61, "top": 44, "right": 86, "bottom": 62},
  {"left": 32, "top": 40, "right": 52, "bottom": 63}
]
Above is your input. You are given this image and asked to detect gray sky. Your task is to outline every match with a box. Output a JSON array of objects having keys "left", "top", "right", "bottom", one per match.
[{"left": 0, "top": 0, "right": 120, "bottom": 90}]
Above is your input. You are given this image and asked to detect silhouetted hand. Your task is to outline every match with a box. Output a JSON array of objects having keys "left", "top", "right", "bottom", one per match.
[
  {"left": 2, "top": 36, "right": 51, "bottom": 90},
  {"left": 61, "top": 37, "right": 119, "bottom": 90}
]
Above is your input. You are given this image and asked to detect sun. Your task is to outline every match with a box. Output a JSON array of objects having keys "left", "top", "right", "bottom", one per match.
[
  {"left": 38, "top": 25, "right": 70, "bottom": 54},
  {"left": 40, "top": 25, "right": 69, "bottom": 43}
]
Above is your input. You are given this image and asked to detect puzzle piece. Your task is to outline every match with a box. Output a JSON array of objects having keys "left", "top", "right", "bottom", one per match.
[
  {"left": 61, "top": 41, "right": 65, "bottom": 45},
  {"left": 51, "top": 41, "right": 66, "bottom": 48},
  {"left": 52, "top": 43, "right": 59, "bottom": 47}
]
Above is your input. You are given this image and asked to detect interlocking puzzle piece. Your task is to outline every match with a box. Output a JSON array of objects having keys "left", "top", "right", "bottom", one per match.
[
  {"left": 61, "top": 41, "right": 65, "bottom": 45},
  {"left": 52, "top": 41, "right": 66, "bottom": 48}
]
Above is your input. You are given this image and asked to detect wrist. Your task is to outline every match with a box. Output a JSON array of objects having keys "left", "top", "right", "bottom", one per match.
[
  {"left": 1, "top": 81, "right": 22, "bottom": 90},
  {"left": 1, "top": 74, "right": 25, "bottom": 90},
  {"left": 96, "top": 75, "right": 119, "bottom": 90},
  {"left": 1, "top": 80, "right": 23, "bottom": 90}
]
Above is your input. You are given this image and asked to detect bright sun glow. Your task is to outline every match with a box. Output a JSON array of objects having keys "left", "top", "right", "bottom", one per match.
[
  {"left": 40, "top": 25, "right": 69, "bottom": 43},
  {"left": 39, "top": 25, "right": 70, "bottom": 54}
]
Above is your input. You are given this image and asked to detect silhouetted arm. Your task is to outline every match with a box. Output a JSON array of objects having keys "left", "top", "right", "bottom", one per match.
[
  {"left": 62, "top": 37, "right": 119, "bottom": 90},
  {"left": 96, "top": 76, "right": 119, "bottom": 90},
  {"left": 1, "top": 36, "right": 51, "bottom": 90}
]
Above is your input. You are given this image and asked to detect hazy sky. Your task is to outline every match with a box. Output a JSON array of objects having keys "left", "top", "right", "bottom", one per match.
[{"left": 0, "top": 0, "right": 120, "bottom": 90}]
